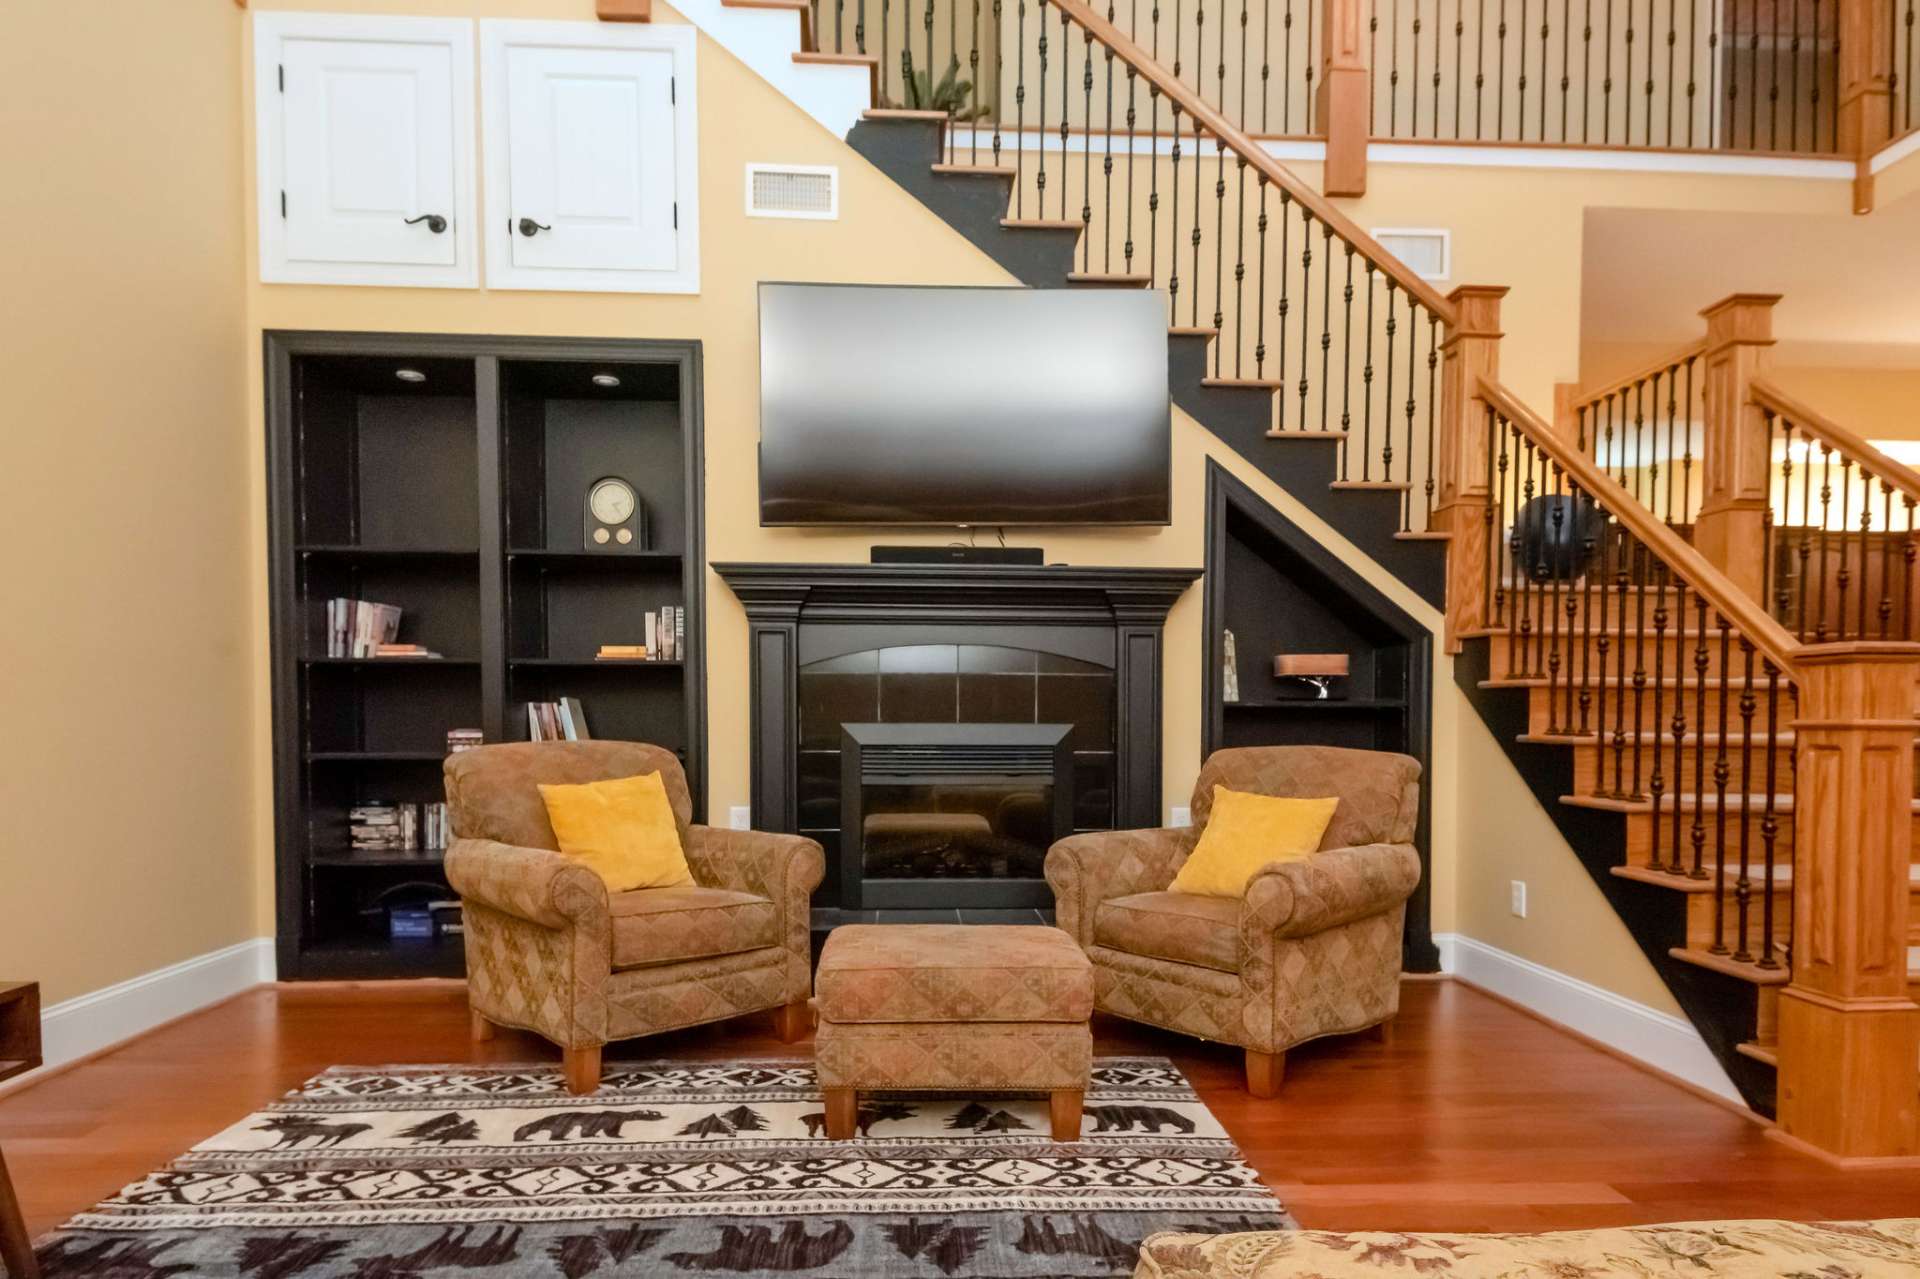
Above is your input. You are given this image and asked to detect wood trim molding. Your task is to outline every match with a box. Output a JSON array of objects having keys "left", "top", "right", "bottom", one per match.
[
  {"left": 1316, "top": 0, "right": 1369, "bottom": 196},
  {"left": 596, "top": 0, "right": 654, "bottom": 20},
  {"left": 1475, "top": 375, "right": 1802, "bottom": 673}
]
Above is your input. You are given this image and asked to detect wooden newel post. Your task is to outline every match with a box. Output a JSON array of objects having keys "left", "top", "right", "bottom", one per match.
[
  {"left": 1433, "top": 285, "right": 1508, "bottom": 653},
  {"left": 1840, "top": 0, "right": 1895, "bottom": 212},
  {"left": 1692, "top": 293, "right": 1780, "bottom": 607},
  {"left": 1776, "top": 642, "right": 1920, "bottom": 1161},
  {"left": 1318, "top": 0, "right": 1370, "bottom": 197}
]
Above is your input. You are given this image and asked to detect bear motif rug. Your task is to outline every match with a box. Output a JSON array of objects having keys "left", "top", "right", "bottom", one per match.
[{"left": 36, "top": 1056, "right": 1289, "bottom": 1277}]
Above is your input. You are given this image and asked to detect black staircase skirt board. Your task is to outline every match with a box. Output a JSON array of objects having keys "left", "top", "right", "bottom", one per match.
[
  {"left": 1454, "top": 636, "right": 1776, "bottom": 1115},
  {"left": 846, "top": 115, "right": 1445, "bottom": 608}
]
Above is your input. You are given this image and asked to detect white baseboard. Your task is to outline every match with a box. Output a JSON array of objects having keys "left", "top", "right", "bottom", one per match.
[
  {"left": 1434, "top": 932, "right": 1742, "bottom": 1104},
  {"left": 19, "top": 937, "right": 276, "bottom": 1085}
]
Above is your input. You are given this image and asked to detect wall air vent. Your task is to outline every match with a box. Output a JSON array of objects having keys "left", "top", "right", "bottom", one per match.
[
  {"left": 1369, "top": 228, "right": 1450, "bottom": 282},
  {"left": 746, "top": 163, "right": 838, "bottom": 219}
]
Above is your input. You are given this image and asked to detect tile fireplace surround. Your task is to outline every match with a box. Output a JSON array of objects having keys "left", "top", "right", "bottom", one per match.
[{"left": 714, "top": 562, "right": 1202, "bottom": 926}]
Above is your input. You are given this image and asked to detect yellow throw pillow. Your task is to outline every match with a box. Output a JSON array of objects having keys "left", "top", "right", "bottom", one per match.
[
  {"left": 537, "top": 771, "right": 693, "bottom": 893},
  {"left": 1168, "top": 786, "right": 1340, "bottom": 899}
]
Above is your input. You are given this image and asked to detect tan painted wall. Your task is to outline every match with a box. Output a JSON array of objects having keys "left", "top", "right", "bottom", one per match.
[{"left": 0, "top": 3, "right": 254, "bottom": 1004}]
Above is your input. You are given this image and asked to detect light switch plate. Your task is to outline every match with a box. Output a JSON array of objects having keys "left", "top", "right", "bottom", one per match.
[
  {"left": 729, "top": 806, "right": 752, "bottom": 831},
  {"left": 1170, "top": 806, "right": 1192, "bottom": 828},
  {"left": 1510, "top": 880, "right": 1528, "bottom": 918}
]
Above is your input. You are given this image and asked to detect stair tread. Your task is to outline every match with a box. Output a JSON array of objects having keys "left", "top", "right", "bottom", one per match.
[
  {"left": 866, "top": 108, "right": 951, "bottom": 121},
  {"left": 1395, "top": 529, "right": 1453, "bottom": 541},
  {"left": 1203, "top": 377, "right": 1284, "bottom": 389},
  {"left": 1264, "top": 429, "right": 1348, "bottom": 441},
  {"left": 1331, "top": 479, "right": 1411, "bottom": 491},
  {"left": 1669, "top": 946, "right": 1792, "bottom": 985},
  {"left": 1000, "top": 217, "right": 1084, "bottom": 230},
  {"left": 929, "top": 163, "right": 1014, "bottom": 177},
  {"left": 1736, "top": 1040, "right": 1779, "bottom": 1067},
  {"left": 1169, "top": 326, "right": 1219, "bottom": 338},
  {"left": 1614, "top": 862, "right": 1920, "bottom": 889},
  {"left": 793, "top": 50, "right": 878, "bottom": 65},
  {"left": 1067, "top": 272, "right": 1151, "bottom": 285}
]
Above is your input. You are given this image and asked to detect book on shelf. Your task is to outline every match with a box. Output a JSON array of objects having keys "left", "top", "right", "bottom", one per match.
[
  {"left": 446, "top": 728, "right": 483, "bottom": 754},
  {"left": 346, "top": 801, "right": 449, "bottom": 852},
  {"left": 625, "top": 606, "right": 681, "bottom": 661},
  {"left": 373, "top": 643, "right": 441, "bottom": 659},
  {"left": 596, "top": 644, "right": 649, "bottom": 660},
  {"left": 526, "top": 698, "right": 591, "bottom": 742},
  {"left": 325, "top": 598, "right": 403, "bottom": 658}
]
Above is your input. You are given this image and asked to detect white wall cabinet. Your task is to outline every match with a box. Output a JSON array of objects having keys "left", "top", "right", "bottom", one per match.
[
  {"left": 254, "top": 13, "right": 478, "bottom": 288},
  {"left": 482, "top": 21, "right": 700, "bottom": 294}
]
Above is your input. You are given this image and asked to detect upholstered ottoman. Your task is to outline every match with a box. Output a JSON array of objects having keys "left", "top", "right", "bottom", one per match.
[{"left": 814, "top": 924, "right": 1094, "bottom": 1140}]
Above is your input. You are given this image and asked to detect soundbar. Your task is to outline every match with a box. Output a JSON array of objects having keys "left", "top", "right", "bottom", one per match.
[{"left": 870, "top": 546, "right": 1047, "bottom": 566}]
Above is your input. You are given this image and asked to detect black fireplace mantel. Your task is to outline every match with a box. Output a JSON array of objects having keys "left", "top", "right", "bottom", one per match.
[{"left": 713, "top": 562, "right": 1203, "bottom": 836}]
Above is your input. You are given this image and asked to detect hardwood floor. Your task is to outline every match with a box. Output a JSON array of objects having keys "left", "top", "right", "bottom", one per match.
[{"left": 4, "top": 978, "right": 1919, "bottom": 1241}]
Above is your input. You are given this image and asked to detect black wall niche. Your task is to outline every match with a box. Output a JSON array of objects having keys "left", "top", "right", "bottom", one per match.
[{"left": 1202, "top": 461, "right": 1439, "bottom": 971}]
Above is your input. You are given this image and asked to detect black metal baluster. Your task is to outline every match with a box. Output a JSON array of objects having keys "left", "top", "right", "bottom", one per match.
[
  {"left": 1775, "top": 420, "right": 1796, "bottom": 629},
  {"left": 1254, "top": 175, "right": 1269, "bottom": 377},
  {"left": 1479, "top": 0, "right": 1490, "bottom": 137},
  {"left": 1458, "top": 0, "right": 1468, "bottom": 135},
  {"left": 1593, "top": 502, "right": 1615, "bottom": 783},
  {"left": 1169, "top": 102, "right": 1183, "bottom": 322},
  {"left": 1649, "top": 560, "right": 1670, "bottom": 866},
  {"left": 1081, "top": 25, "right": 1094, "bottom": 265},
  {"left": 1790, "top": 0, "right": 1801, "bottom": 149},
  {"left": 1905, "top": 493, "right": 1917, "bottom": 638},
  {"left": 1361, "top": 259, "right": 1375, "bottom": 473},
  {"left": 1402, "top": 288, "right": 1418, "bottom": 528},
  {"left": 1881, "top": 478, "right": 1897, "bottom": 637},
  {"left": 1425, "top": 312, "right": 1439, "bottom": 522},
  {"left": 1060, "top": 5, "right": 1073, "bottom": 223},
  {"left": 1611, "top": 520, "right": 1630, "bottom": 796},
  {"left": 1732, "top": 636, "right": 1755, "bottom": 962},
  {"left": 1709, "top": 613, "right": 1731, "bottom": 938},
  {"left": 1276, "top": 190, "right": 1291, "bottom": 427},
  {"left": 1546, "top": 463, "right": 1567, "bottom": 729},
  {"left": 1518, "top": 437, "right": 1537, "bottom": 677},
  {"left": 1391, "top": 0, "right": 1402, "bottom": 134},
  {"left": 1602, "top": 0, "right": 1614, "bottom": 141},
  {"left": 1297, "top": 204, "right": 1314, "bottom": 433},
  {"left": 1629, "top": 527, "right": 1648, "bottom": 797},
  {"left": 1213, "top": 136, "right": 1227, "bottom": 372},
  {"left": 1492, "top": 414, "right": 1509, "bottom": 627},
  {"left": 1383, "top": 279, "right": 1399, "bottom": 483},
  {"left": 1665, "top": 0, "right": 1676, "bottom": 145},
  {"left": 1858, "top": 465, "right": 1875, "bottom": 640},
  {"left": 1682, "top": 355, "right": 1695, "bottom": 523},
  {"left": 1797, "top": 429, "right": 1815, "bottom": 637},
  {"left": 1561, "top": 0, "right": 1573, "bottom": 138},
  {"left": 1499, "top": 0, "right": 1510, "bottom": 135},
  {"left": 1321, "top": 223, "right": 1336, "bottom": 434},
  {"left": 1265, "top": 0, "right": 1275, "bottom": 133},
  {"left": 1669, "top": 574, "right": 1689, "bottom": 871},
  {"left": 1284, "top": 0, "right": 1296, "bottom": 129},
  {"left": 1191, "top": 117, "right": 1205, "bottom": 328},
  {"left": 1013, "top": 0, "right": 1025, "bottom": 214},
  {"left": 1340, "top": 244, "right": 1355, "bottom": 476},
  {"left": 1579, "top": 491, "right": 1598, "bottom": 733},
  {"left": 1232, "top": 158, "right": 1247, "bottom": 377},
  {"left": 1304, "top": 0, "right": 1315, "bottom": 128},
  {"left": 1688, "top": 595, "right": 1708, "bottom": 878},
  {"left": 1102, "top": 34, "right": 1114, "bottom": 267},
  {"left": 1583, "top": 0, "right": 1595, "bottom": 141},
  {"left": 1837, "top": 454, "right": 1854, "bottom": 636},
  {"left": 1758, "top": 662, "right": 1780, "bottom": 968},
  {"left": 1687, "top": 0, "right": 1698, "bottom": 147}
]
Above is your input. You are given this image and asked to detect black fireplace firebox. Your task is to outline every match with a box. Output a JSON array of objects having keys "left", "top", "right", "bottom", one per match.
[{"left": 840, "top": 722, "right": 1074, "bottom": 909}]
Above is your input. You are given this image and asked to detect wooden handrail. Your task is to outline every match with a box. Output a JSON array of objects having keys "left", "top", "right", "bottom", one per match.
[
  {"left": 1571, "top": 339, "right": 1708, "bottom": 413},
  {"left": 1046, "top": 0, "right": 1458, "bottom": 327},
  {"left": 1751, "top": 376, "right": 1920, "bottom": 508},
  {"left": 1477, "top": 374, "right": 1803, "bottom": 674}
]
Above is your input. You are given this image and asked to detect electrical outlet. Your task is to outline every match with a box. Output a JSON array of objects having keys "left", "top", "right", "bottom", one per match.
[
  {"left": 728, "top": 806, "right": 752, "bottom": 831},
  {"left": 1170, "top": 806, "right": 1192, "bottom": 828},
  {"left": 1510, "top": 880, "right": 1528, "bottom": 918}
]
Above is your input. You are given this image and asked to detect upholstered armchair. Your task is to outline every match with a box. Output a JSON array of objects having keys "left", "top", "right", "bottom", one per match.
[
  {"left": 444, "top": 741, "right": 824, "bottom": 1094},
  {"left": 1045, "top": 745, "right": 1421, "bottom": 1097}
]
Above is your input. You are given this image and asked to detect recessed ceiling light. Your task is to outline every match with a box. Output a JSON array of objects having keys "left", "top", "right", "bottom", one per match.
[
  {"left": 591, "top": 372, "right": 622, "bottom": 388},
  {"left": 395, "top": 368, "right": 427, "bottom": 383}
]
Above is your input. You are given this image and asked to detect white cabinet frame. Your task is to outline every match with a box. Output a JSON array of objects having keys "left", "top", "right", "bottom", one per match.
[
  {"left": 480, "top": 20, "right": 701, "bottom": 295},
  {"left": 253, "top": 11, "right": 479, "bottom": 288}
]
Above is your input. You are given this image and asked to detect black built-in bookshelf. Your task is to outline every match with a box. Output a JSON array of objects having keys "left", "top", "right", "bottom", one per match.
[
  {"left": 266, "top": 334, "right": 706, "bottom": 980},
  {"left": 1201, "top": 462, "right": 1437, "bottom": 971}
]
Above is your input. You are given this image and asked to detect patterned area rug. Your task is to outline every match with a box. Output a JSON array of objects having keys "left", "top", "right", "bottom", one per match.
[{"left": 38, "top": 1056, "right": 1289, "bottom": 1277}]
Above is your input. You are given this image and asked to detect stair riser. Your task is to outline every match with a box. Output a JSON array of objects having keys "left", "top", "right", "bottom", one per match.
[
  {"left": 1565, "top": 741, "right": 1797, "bottom": 797},
  {"left": 1622, "top": 811, "right": 1920, "bottom": 872},
  {"left": 1683, "top": 890, "right": 1793, "bottom": 955},
  {"left": 1490, "top": 631, "right": 1764, "bottom": 680},
  {"left": 1524, "top": 685, "right": 1772, "bottom": 735}
]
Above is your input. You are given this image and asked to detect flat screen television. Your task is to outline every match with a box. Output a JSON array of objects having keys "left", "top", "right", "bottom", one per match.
[{"left": 758, "top": 283, "right": 1171, "bottom": 526}]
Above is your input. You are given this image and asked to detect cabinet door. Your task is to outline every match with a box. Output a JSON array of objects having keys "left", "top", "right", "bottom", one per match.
[
  {"left": 254, "top": 14, "right": 477, "bottom": 288},
  {"left": 482, "top": 22, "right": 699, "bottom": 293}
]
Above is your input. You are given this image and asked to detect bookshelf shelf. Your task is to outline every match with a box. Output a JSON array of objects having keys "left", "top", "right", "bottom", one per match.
[
  {"left": 509, "top": 658, "right": 687, "bottom": 669},
  {"left": 1224, "top": 698, "right": 1408, "bottom": 712},
  {"left": 268, "top": 333, "right": 706, "bottom": 982},
  {"left": 299, "top": 544, "right": 480, "bottom": 558},
  {"left": 302, "top": 657, "right": 482, "bottom": 667}
]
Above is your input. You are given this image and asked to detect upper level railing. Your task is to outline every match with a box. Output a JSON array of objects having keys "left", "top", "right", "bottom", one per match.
[
  {"left": 1368, "top": 0, "right": 1840, "bottom": 152},
  {"left": 1572, "top": 339, "right": 1707, "bottom": 533},
  {"left": 1753, "top": 376, "right": 1920, "bottom": 641}
]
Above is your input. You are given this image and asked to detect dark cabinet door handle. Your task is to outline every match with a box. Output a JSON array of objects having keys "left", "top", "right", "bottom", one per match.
[
  {"left": 517, "top": 217, "right": 552, "bottom": 237},
  {"left": 403, "top": 213, "right": 448, "bottom": 234}
]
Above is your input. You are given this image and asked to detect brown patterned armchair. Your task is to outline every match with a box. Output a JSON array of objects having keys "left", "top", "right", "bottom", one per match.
[
  {"left": 1046, "top": 745, "right": 1421, "bottom": 1097},
  {"left": 444, "top": 741, "right": 824, "bottom": 1094}
]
